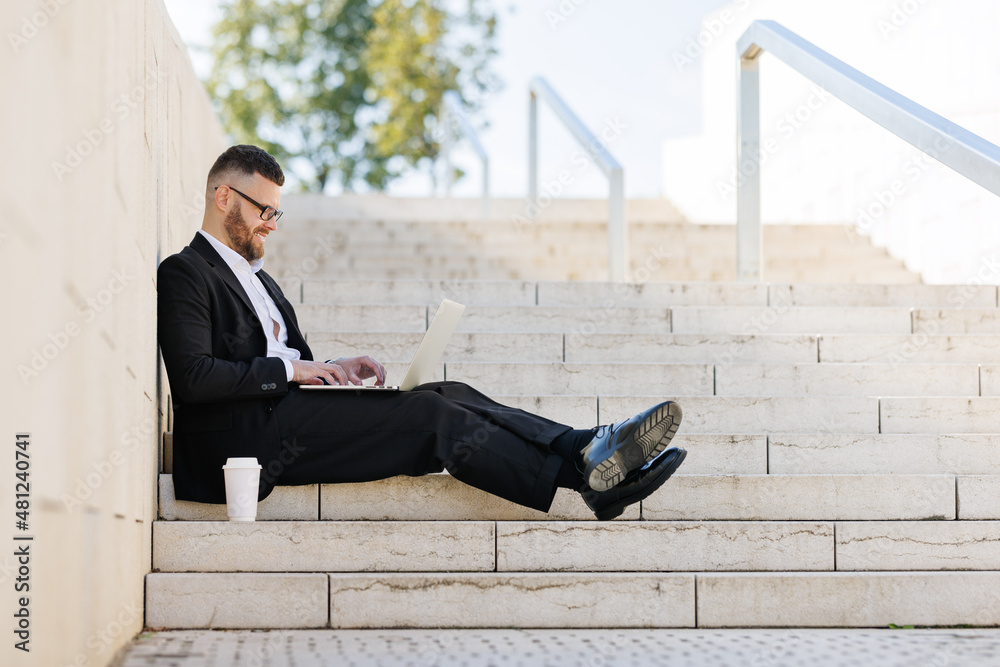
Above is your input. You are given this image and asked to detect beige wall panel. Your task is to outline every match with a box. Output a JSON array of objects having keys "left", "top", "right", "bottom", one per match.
[{"left": 0, "top": 0, "right": 225, "bottom": 664}]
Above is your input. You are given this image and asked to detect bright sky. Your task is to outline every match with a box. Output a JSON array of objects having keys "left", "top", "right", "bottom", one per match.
[{"left": 163, "top": 0, "right": 732, "bottom": 198}]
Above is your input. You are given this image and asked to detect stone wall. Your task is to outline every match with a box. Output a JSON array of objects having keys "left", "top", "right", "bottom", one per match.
[{"left": 0, "top": 0, "right": 225, "bottom": 664}]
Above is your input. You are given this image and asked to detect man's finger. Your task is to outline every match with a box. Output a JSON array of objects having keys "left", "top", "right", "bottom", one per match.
[
  {"left": 361, "top": 357, "right": 385, "bottom": 383},
  {"left": 328, "top": 367, "right": 348, "bottom": 386}
]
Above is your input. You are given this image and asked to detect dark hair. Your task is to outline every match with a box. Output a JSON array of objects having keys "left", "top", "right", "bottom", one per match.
[{"left": 207, "top": 144, "right": 285, "bottom": 187}]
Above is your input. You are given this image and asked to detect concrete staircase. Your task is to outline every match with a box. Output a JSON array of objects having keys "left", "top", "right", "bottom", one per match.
[
  {"left": 265, "top": 196, "right": 919, "bottom": 283},
  {"left": 148, "top": 198, "right": 1000, "bottom": 629}
]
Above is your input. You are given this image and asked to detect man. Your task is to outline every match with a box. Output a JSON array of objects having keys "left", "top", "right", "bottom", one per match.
[{"left": 157, "top": 145, "right": 686, "bottom": 521}]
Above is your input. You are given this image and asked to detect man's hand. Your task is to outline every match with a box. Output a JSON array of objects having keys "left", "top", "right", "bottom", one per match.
[
  {"left": 331, "top": 355, "right": 387, "bottom": 386},
  {"left": 291, "top": 360, "right": 348, "bottom": 386},
  {"left": 290, "top": 356, "right": 386, "bottom": 386}
]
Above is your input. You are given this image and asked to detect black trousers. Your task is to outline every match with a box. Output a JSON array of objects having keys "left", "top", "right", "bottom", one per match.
[{"left": 271, "top": 381, "right": 570, "bottom": 512}]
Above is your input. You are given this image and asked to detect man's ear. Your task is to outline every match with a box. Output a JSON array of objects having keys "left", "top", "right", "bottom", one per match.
[{"left": 211, "top": 185, "right": 230, "bottom": 213}]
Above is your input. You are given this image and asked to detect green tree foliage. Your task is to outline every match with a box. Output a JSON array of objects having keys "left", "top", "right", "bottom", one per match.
[{"left": 207, "top": 0, "right": 498, "bottom": 192}]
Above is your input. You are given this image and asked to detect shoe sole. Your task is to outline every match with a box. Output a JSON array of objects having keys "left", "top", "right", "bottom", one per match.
[
  {"left": 595, "top": 447, "right": 687, "bottom": 521},
  {"left": 588, "top": 401, "right": 682, "bottom": 492}
]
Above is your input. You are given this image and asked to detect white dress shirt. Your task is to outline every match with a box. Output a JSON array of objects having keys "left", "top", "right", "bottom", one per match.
[{"left": 199, "top": 229, "right": 300, "bottom": 381}]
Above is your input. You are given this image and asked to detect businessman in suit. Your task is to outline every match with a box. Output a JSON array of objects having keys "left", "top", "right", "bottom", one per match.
[{"left": 157, "top": 145, "right": 686, "bottom": 520}]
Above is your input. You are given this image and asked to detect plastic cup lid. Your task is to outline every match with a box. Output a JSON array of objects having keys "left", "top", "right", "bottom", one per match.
[{"left": 223, "top": 457, "right": 262, "bottom": 469}]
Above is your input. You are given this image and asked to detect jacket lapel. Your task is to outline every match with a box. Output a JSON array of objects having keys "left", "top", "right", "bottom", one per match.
[
  {"left": 189, "top": 233, "right": 258, "bottom": 319},
  {"left": 189, "top": 232, "right": 312, "bottom": 359}
]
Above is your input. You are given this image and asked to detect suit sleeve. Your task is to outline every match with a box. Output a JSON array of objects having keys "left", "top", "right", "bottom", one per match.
[{"left": 157, "top": 254, "right": 290, "bottom": 404}]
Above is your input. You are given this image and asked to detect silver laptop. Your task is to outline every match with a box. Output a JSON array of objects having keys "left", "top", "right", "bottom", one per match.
[{"left": 300, "top": 299, "right": 465, "bottom": 392}]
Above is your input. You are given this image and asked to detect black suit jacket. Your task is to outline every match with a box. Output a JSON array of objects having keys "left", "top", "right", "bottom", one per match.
[{"left": 157, "top": 232, "right": 312, "bottom": 503}]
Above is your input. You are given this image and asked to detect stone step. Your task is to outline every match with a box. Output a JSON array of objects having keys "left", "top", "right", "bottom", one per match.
[
  {"left": 696, "top": 572, "right": 1000, "bottom": 628},
  {"left": 159, "top": 474, "right": 321, "bottom": 521},
  {"left": 309, "top": 440, "right": 764, "bottom": 518},
  {"left": 480, "top": 395, "right": 598, "bottom": 426},
  {"left": 671, "top": 306, "right": 913, "bottom": 335},
  {"left": 506, "top": 396, "right": 882, "bottom": 433},
  {"left": 442, "top": 361, "right": 979, "bottom": 397},
  {"left": 159, "top": 470, "right": 998, "bottom": 522},
  {"left": 249, "top": 393, "right": 877, "bottom": 433},
  {"left": 768, "top": 434, "right": 1000, "bottom": 476},
  {"left": 160, "top": 460, "right": 999, "bottom": 522},
  {"left": 268, "top": 220, "right": 881, "bottom": 238},
  {"left": 295, "top": 280, "right": 991, "bottom": 308},
  {"left": 914, "top": 309, "right": 1000, "bottom": 334},
  {"left": 758, "top": 269, "right": 919, "bottom": 284},
  {"left": 712, "top": 362, "right": 980, "bottom": 397},
  {"left": 296, "top": 304, "right": 673, "bottom": 334},
  {"left": 495, "top": 522, "right": 830, "bottom": 572},
  {"left": 271, "top": 243, "right": 900, "bottom": 266},
  {"left": 271, "top": 218, "right": 858, "bottom": 237},
  {"left": 159, "top": 472, "right": 960, "bottom": 523},
  {"left": 836, "top": 521, "right": 1000, "bottom": 570},
  {"left": 443, "top": 361, "right": 983, "bottom": 401},
  {"left": 271, "top": 228, "right": 889, "bottom": 256},
  {"left": 545, "top": 283, "right": 992, "bottom": 308},
  {"left": 295, "top": 280, "right": 994, "bottom": 308},
  {"left": 565, "top": 333, "right": 820, "bottom": 364},
  {"left": 276, "top": 219, "right": 704, "bottom": 233},
  {"left": 272, "top": 255, "right": 905, "bottom": 281},
  {"left": 158, "top": 433, "right": 767, "bottom": 521},
  {"left": 144, "top": 571, "right": 1000, "bottom": 629},
  {"left": 157, "top": 472, "right": 642, "bottom": 523},
  {"left": 282, "top": 194, "right": 686, "bottom": 223},
  {"left": 772, "top": 284, "right": 997, "bottom": 308},
  {"left": 293, "top": 267, "right": 522, "bottom": 282},
  {"left": 536, "top": 282, "right": 970, "bottom": 308},
  {"left": 444, "top": 362, "right": 715, "bottom": 396},
  {"left": 152, "top": 518, "right": 1000, "bottom": 574},
  {"left": 301, "top": 279, "right": 539, "bottom": 306},
  {"left": 820, "top": 335, "right": 1000, "bottom": 363},
  {"left": 308, "top": 331, "right": 567, "bottom": 363},
  {"left": 294, "top": 304, "right": 1000, "bottom": 336},
  {"left": 645, "top": 474, "right": 956, "bottom": 521},
  {"left": 309, "top": 331, "right": 827, "bottom": 364},
  {"left": 160, "top": 401, "right": 1000, "bottom": 513},
  {"left": 145, "top": 572, "right": 695, "bottom": 629},
  {"left": 455, "top": 304, "right": 674, "bottom": 333},
  {"left": 960, "top": 476, "right": 1000, "bottom": 519},
  {"left": 504, "top": 520, "right": 1000, "bottom": 572},
  {"left": 881, "top": 397, "right": 1000, "bottom": 433},
  {"left": 146, "top": 573, "right": 331, "bottom": 629},
  {"left": 280, "top": 262, "right": 916, "bottom": 285},
  {"left": 152, "top": 520, "right": 839, "bottom": 573},
  {"left": 153, "top": 521, "right": 496, "bottom": 573},
  {"left": 158, "top": 465, "right": 999, "bottom": 525},
  {"left": 297, "top": 304, "right": 428, "bottom": 332}
]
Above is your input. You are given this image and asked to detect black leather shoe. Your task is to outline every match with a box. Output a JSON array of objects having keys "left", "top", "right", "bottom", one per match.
[
  {"left": 581, "top": 447, "right": 687, "bottom": 521},
  {"left": 579, "top": 401, "right": 682, "bottom": 492}
]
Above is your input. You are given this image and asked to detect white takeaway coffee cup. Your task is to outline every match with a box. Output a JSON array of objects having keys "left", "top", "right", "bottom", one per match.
[{"left": 223, "top": 457, "right": 263, "bottom": 522}]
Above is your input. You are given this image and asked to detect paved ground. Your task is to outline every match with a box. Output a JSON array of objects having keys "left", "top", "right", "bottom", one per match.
[{"left": 112, "top": 629, "right": 1000, "bottom": 666}]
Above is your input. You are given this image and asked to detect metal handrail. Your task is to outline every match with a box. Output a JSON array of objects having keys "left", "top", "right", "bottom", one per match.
[
  {"left": 528, "top": 76, "right": 627, "bottom": 281},
  {"left": 442, "top": 90, "right": 490, "bottom": 220},
  {"left": 736, "top": 20, "right": 1000, "bottom": 282}
]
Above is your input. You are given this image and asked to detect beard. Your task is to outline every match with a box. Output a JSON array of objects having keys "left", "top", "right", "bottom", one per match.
[{"left": 223, "top": 205, "right": 266, "bottom": 262}]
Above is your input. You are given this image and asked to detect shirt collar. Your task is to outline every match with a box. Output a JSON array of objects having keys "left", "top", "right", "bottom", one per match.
[{"left": 198, "top": 229, "right": 264, "bottom": 274}]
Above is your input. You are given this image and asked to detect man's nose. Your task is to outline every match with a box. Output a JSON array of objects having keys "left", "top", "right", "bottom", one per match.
[{"left": 263, "top": 217, "right": 278, "bottom": 232}]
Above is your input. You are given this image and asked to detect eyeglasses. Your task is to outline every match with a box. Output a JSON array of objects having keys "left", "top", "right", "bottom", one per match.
[{"left": 216, "top": 185, "right": 283, "bottom": 222}]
